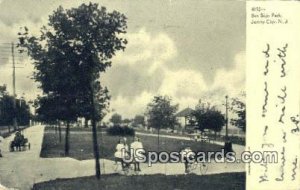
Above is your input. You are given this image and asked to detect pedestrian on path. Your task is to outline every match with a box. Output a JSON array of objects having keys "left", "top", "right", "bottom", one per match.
[
  {"left": 114, "top": 138, "right": 129, "bottom": 170},
  {"left": 130, "top": 137, "right": 144, "bottom": 172}
]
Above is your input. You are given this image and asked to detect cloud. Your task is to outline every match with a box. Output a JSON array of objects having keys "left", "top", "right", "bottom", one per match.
[
  {"left": 107, "top": 91, "right": 153, "bottom": 119},
  {"left": 103, "top": 51, "right": 245, "bottom": 119},
  {"left": 112, "top": 28, "right": 177, "bottom": 73},
  {"left": 102, "top": 28, "right": 179, "bottom": 118},
  {"left": 0, "top": 0, "right": 58, "bottom": 25},
  {"left": 102, "top": 28, "right": 177, "bottom": 98},
  {"left": 158, "top": 69, "right": 207, "bottom": 98},
  {"left": 212, "top": 51, "right": 245, "bottom": 97}
]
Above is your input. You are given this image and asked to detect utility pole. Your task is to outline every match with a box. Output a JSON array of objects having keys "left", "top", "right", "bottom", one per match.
[
  {"left": 11, "top": 42, "right": 17, "bottom": 130},
  {"left": 225, "top": 95, "right": 229, "bottom": 140}
]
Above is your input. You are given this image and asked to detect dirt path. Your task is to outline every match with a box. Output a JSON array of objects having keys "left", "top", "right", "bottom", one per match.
[{"left": 0, "top": 125, "right": 245, "bottom": 190}]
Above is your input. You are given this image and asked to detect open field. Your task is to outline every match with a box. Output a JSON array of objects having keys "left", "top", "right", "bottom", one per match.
[
  {"left": 41, "top": 127, "right": 223, "bottom": 160},
  {"left": 32, "top": 172, "right": 245, "bottom": 190}
]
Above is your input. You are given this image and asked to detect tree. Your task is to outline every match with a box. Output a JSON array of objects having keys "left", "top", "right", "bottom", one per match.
[
  {"left": 192, "top": 104, "right": 225, "bottom": 139},
  {"left": 16, "top": 97, "right": 30, "bottom": 126},
  {"left": 0, "top": 85, "right": 30, "bottom": 130},
  {"left": 230, "top": 95, "right": 246, "bottom": 132},
  {"left": 146, "top": 96, "right": 178, "bottom": 151},
  {"left": 18, "top": 3, "right": 127, "bottom": 179},
  {"left": 132, "top": 115, "right": 145, "bottom": 128},
  {"left": 110, "top": 113, "right": 122, "bottom": 126},
  {"left": 0, "top": 88, "right": 15, "bottom": 131}
]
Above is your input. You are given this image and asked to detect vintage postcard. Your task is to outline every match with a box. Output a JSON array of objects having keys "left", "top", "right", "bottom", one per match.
[{"left": 0, "top": 0, "right": 299, "bottom": 190}]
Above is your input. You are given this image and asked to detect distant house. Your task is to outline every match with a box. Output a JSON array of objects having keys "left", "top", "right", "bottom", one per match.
[{"left": 176, "top": 108, "right": 194, "bottom": 129}]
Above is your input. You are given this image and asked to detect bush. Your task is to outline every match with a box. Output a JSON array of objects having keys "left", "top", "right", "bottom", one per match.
[{"left": 106, "top": 125, "right": 135, "bottom": 136}]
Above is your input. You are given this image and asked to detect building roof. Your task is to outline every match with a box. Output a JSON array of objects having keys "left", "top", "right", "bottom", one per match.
[{"left": 176, "top": 108, "right": 194, "bottom": 117}]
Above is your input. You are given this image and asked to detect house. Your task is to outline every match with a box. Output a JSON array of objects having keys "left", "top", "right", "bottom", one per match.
[{"left": 176, "top": 107, "right": 194, "bottom": 129}]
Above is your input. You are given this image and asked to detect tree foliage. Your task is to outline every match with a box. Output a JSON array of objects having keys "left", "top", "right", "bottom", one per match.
[
  {"left": 146, "top": 96, "right": 178, "bottom": 130},
  {"left": 17, "top": 3, "right": 127, "bottom": 178},
  {"left": 132, "top": 115, "right": 145, "bottom": 127},
  {"left": 110, "top": 113, "right": 122, "bottom": 126},
  {"left": 192, "top": 104, "right": 225, "bottom": 133},
  {"left": 230, "top": 95, "right": 246, "bottom": 132},
  {"left": 0, "top": 85, "right": 30, "bottom": 127},
  {"left": 18, "top": 3, "right": 126, "bottom": 123}
]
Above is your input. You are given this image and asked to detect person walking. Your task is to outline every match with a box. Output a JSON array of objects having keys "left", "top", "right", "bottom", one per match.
[
  {"left": 114, "top": 138, "right": 130, "bottom": 170},
  {"left": 130, "top": 137, "right": 144, "bottom": 172}
]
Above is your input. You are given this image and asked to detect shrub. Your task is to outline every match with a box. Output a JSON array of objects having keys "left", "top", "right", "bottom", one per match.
[{"left": 106, "top": 125, "right": 135, "bottom": 136}]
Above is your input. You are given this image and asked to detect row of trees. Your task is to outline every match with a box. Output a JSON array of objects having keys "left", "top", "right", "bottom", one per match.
[
  {"left": 109, "top": 94, "right": 245, "bottom": 135},
  {"left": 0, "top": 85, "right": 31, "bottom": 130},
  {"left": 18, "top": 3, "right": 128, "bottom": 179},
  {"left": 145, "top": 95, "right": 246, "bottom": 148},
  {"left": 109, "top": 113, "right": 145, "bottom": 127}
]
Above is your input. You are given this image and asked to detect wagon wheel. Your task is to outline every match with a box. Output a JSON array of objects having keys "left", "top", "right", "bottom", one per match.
[{"left": 199, "top": 163, "right": 208, "bottom": 175}]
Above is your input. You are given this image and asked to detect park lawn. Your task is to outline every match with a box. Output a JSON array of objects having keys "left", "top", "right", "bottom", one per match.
[
  {"left": 135, "top": 128, "right": 246, "bottom": 146},
  {"left": 32, "top": 172, "right": 245, "bottom": 190},
  {"left": 40, "top": 128, "right": 223, "bottom": 160}
]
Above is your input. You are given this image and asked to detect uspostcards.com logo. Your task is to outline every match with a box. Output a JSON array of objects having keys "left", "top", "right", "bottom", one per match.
[{"left": 121, "top": 149, "right": 278, "bottom": 166}]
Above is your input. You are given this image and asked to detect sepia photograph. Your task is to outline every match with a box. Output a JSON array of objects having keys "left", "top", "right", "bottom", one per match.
[{"left": 0, "top": 0, "right": 247, "bottom": 189}]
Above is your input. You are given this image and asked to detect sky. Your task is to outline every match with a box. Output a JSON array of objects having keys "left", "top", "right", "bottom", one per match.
[{"left": 0, "top": 0, "right": 245, "bottom": 120}]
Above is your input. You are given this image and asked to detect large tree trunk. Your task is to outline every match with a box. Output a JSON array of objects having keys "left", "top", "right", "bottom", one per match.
[
  {"left": 58, "top": 121, "right": 62, "bottom": 143},
  {"left": 92, "top": 117, "right": 101, "bottom": 178},
  {"left": 90, "top": 84, "right": 101, "bottom": 179},
  {"left": 65, "top": 122, "right": 70, "bottom": 156}
]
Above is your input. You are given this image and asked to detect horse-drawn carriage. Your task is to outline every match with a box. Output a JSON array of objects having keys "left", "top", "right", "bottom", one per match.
[{"left": 9, "top": 131, "right": 30, "bottom": 152}]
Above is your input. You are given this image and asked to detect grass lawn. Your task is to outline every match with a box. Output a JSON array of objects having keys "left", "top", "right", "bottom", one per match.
[
  {"left": 32, "top": 172, "right": 245, "bottom": 190},
  {"left": 135, "top": 128, "right": 246, "bottom": 146},
  {"left": 41, "top": 127, "right": 223, "bottom": 160}
]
